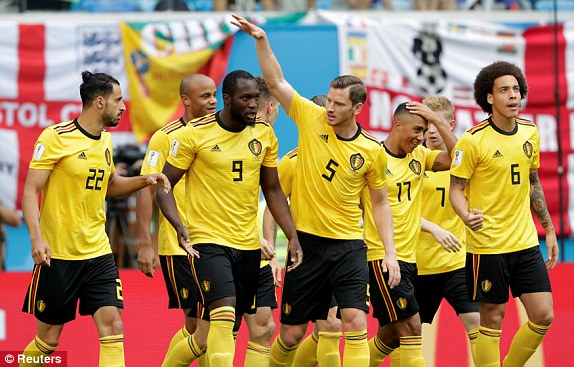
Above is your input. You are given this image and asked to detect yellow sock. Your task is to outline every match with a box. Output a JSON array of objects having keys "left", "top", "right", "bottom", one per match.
[
  {"left": 475, "top": 326, "right": 501, "bottom": 367},
  {"left": 368, "top": 335, "right": 394, "bottom": 367},
  {"left": 166, "top": 327, "right": 191, "bottom": 359},
  {"left": 292, "top": 333, "right": 318, "bottom": 367},
  {"left": 99, "top": 334, "right": 125, "bottom": 367},
  {"left": 245, "top": 341, "right": 271, "bottom": 367},
  {"left": 317, "top": 331, "right": 342, "bottom": 367},
  {"left": 270, "top": 335, "right": 299, "bottom": 367},
  {"left": 161, "top": 334, "right": 204, "bottom": 367},
  {"left": 198, "top": 353, "right": 208, "bottom": 367},
  {"left": 207, "top": 306, "right": 236, "bottom": 367},
  {"left": 20, "top": 336, "right": 56, "bottom": 367},
  {"left": 502, "top": 321, "right": 550, "bottom": 367},
  {"left": 343, "top": 330, "right": 368, "bottom": 367},
  {"left": 467, "top": 327, "right": 479, "bottom": 366},
  {"left": 399, "top": 336, "right": 424, "bottom": 367},
  {"left": 390, "top": 348, "right": 401, "bottom": 367}
]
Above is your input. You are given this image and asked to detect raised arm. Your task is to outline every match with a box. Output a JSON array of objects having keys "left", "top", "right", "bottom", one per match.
[
  {"left": 231, "top": 14, "right": 295, "bottom": 113},
  {"left": 22, "top": 169, "right": 52, "bottom": 266},
  {"left": 529, "top": 169, "right": 558, "bottom": 269}
]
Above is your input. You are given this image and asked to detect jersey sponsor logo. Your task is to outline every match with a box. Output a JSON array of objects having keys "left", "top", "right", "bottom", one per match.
[
  {"left": 481, "top": 279, "right": 492, "bottom": 292},
  {"left": 320, "top": 134, "right": 329, "bottom": 143},
  {"left": 33, "top": 143, "right": 46, "bottom": 160},
  {"left": 201, "top": 280, "right": 210, "bottom": 292},
  {"left": 105, "top": 148, "right": 111, "bottom": 166},
  {"left": 453, "top": 149, "right": 463, "bottom": 165},
  {"left": 523, "top": 141, "right": 533, "bottom": 158},
  {"left": 146, "top": 150, "right": 160, "bottom": 166},
  {"left": 396, "top": 297, "right": 407, "bottom": 310},
  {"left": 248, "top": 139, "right": 262, "bottom": 156},
  {"left": 409, "top": 159, "right": 422, "bottom": 175},
  {"left": 493, "top": 150, "right": 503, "bottom": 158},
  {"left": 78, "top": 152, "right": 87, "bottom": 160},
  {"left": 350, "top": 153, "right": 365, "bottom": 170},
  {"left": 211, "top": 144, "right": 221, "bottom": 152},
  {"left": 36, "top": 299, "right": 46, "bottom": 313},
  {"left": 170, "top": 139, "right": 180, "bottom": 157},
  {"left": 282, "top": 303, "right": 292, "bottom": 315},
  {"left": 180, "top": 287, "right": 189, "bottom": 299}
]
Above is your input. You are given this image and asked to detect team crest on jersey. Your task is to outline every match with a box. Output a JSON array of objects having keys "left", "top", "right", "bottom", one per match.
[
  {"left": 283, "top": 303, "right": 292, "bottom": 315},
  {"left": 105, "top": 148, "right": 111, "bottom": 166},
  {"left": 202, "top": 280, "right": 210, "bottom": 292},
  {"left": 396, "top": 298, "right": 407, "bottom": 310},
  {"left": 481, "top": 280, "right": 492, "bottom": 293},
  {"left": 36, "top": 299, "right": 46, "bottom": 313},
  {"left": 180, "top": 288, "right": 189, "bottom": 299},
  {"left": 248, "top": 139, "right": 262, "bottom": 156},
  {"left": 523, "top": 141, "right": 533, "bottom": 158},
  {"left": 409, "top": 159, "right": 422, "bottom": 175},
  {"left": 349, "top": 153, "right": 365, "bottom": 171}
]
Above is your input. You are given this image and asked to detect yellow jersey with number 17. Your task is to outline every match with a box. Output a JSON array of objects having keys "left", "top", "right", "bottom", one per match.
[{"left": 29, "top": 119, "right": 115, "bottom": 260}]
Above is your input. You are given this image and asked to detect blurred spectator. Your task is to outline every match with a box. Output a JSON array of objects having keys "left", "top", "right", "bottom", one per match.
[
  {"left": 414, "top": 0, "right": 457, "bottom": 10},
  {"left": 154, "top": 0, "right": 190, "bottom": 10},
  {"left": 214, "top": 0, "right": 276, "bottom": 10},
  {"left": 25, "top": 0, "right": 73, "bottom": 10},
  {"left": 0, "top": 203, "right": 21, "bottom": 271}
]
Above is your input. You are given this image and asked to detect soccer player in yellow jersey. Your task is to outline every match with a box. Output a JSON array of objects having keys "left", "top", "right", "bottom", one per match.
[
  {"left": 365, "top": 101, "right": 458, "bottom": 367},
  {"left": 233, "top": 15, "right": 399, "bottom": 367},
  {"left": 450, "top": 61, "right": 557, "bottom": 367},
  {"left": 20, "top": 71, "right": 171, "bottom": 367},
  {"left": 156, "top": 70, "right": 302, "bottom": 367},
  {"left": 416, "top": 96, "right": 479, "bottom": 364},
  {"left": 136, "top": 74, "right": 217, "bottom": 365}
]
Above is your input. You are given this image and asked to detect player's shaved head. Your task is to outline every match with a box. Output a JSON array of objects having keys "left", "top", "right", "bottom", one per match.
[{"left": 180, "top": 74, "right": 215, "bottom": 96}]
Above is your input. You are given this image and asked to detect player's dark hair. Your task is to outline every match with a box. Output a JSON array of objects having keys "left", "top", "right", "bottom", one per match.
[
  {"left": 80, "top": 71, "right": 120, "bottom": 107},
  {"left": 222, "top": 70, "right": 255, "bottom": 96},
  {"left": 254, "top": 76, "right": 274, "bottom": 103},
  {"left": 330, "top": 75, "right": 367, "bottom": 105},
  {"left": 473, "top": 61, "right": 528, "bottom": 114},
  {"left": 311, "top": 95, "right": 327, "bottom": 107}
]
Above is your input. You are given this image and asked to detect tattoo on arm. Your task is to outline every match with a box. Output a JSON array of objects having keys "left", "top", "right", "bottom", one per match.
[
  {"left": 450, "top": 175, "right": 468, "bottom": 190},
  {"left": 530, "top": 170, "right": 554, "bottom": 230},
  {"left": 432, "top": 160, "right": 443, "bottom": 171}
]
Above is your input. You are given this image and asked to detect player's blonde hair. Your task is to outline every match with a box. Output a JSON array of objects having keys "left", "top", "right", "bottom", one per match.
[{"left": 422, "top": 95, "right": 454, "bottom": 122}]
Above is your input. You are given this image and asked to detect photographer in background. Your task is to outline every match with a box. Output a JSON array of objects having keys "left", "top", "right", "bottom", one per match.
[
  {"left": 0, "top": 203, "right": 21, "bottom": 271},
  {"left": 106, "top": 144, "right": 146, "bottom": 268}
]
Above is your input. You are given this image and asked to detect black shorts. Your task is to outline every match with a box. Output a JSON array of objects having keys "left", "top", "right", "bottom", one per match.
[
  {"left": 466, "top": 246, "right": 552, "bottom": 304},
  {"left": 369, "top": 260, "right": 419, "bottom": 326},
  {"left": 160, "top": 255, "right": 198, "bottom": 309},
  {"left": 416, "top": 268, "right": 478, "bottom": 324},
  {"left": 280, "top": 232, "right": 369, "bottom": 325},
  {"left": 191, "top": 244, "right": 260, "bottom": 316},
  {"left": 22, "top": 254, "right": 124, "bottom": 325},
  {"left": 255, "top": 264, "right": 278, "bottom": 309}
]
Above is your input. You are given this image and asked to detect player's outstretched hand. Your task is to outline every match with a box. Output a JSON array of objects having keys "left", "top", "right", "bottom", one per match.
[
  {"left": 137, "top": 244, "right": 158, "bottom": 278},
  {"left": 31, "top": 238, "right": 51, "bottom": 267},
  {"left": 286, "top": 237, "right": 303, "bottom": 272},
  {"left": 545, "top": 232, "right": 559, "bottom": 269},
  {"left": 230, "top": 14, "right": 266, "bottom": 39},
  {"left": 382, "top": 253, "right": 401, "bottom": 289},
  {"left": 431, "top": 226, "right": 462, "bottom": 253},
  {"left": 177, "top": 226, "right": 199, "bottom": 258},
  {"left": 260, "top": 238, "right": 275, "bottom": 261},
  {"left": 146, "top": 173, "right": 171, "bottom": 194}
]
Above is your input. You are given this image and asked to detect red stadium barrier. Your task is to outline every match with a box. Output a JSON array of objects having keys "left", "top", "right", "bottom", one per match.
[{"left": 1, "top": 264, "right": 572, "bottom": 366}]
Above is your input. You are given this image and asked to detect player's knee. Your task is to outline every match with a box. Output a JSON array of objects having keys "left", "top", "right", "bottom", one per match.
[
  {"left": 531, "top": 308, "right": 554, "bottom": 327},
  {"left": 110, "top": 316, "right": 124, "bottom": 335},
  {"left": 249, "top": 317, "right": 276, "bottom": 345},
  {"left": 319, "top": 317, "right": 342, "bottom": 333},
  {"left": 279, "top": 325, "right": 306, "bottom": 347}
]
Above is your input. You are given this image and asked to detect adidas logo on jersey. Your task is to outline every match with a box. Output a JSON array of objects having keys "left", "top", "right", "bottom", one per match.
[
  {"left": 320, "top": 134, "right": 329, "bottom": 143},
  {"left": 493, "top": 150, "right": 503, "bottom": 158},
  {"left": 211, "top": 145, "right": 221, "bottom": 152},
  {"left": 78, "top": 152, "right": 87, "bottom": 160},
  {"left": 386, "top": 168, "right": 393, "bottom": 176}
]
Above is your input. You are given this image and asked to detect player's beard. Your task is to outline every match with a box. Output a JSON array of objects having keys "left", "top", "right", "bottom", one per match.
[
  {"left": 103, "top": 111, "right": 121, "bottom": 128},
  {"left": 230, "top": 104, "right": 256, "bottom": 127}
]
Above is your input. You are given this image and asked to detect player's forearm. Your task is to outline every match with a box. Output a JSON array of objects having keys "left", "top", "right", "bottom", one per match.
[
  {"left": 254, "top": 32, "right": 285, "bottom": 92},
  {"left": 436, "top": 124, "right": 458, "bottom": 157},
  {"left": 373, "top": 201, "right": 397, "bottom": 257},
  {"left": 264, "top": 188, "right": 298, "bottom": 242},
  {"left": 449, "top": 180, "right": 469, "bottom": 221},
  {"left": 107, "top": 174, "right": 149, "bottom": 198},
  {"left": 262, "top": 206, "right": 278, "bottom": 247},
  {"left": 420, "top": 217, "right": 438, "bottom": 234},
  {"left": 155, "top": 189, "right": 185, "bottom": 233},
  {"left": 136, "top": 186, "right": 154, "bottom": 248},
  {"left": 0, "top": 205, "right": 21, "bottom": 227},
  {"left": 22, "top": 188, "right": 42, "bottom": 242},
  {"left": 529, "top": 170, "right": 555, "bottom": 233}
]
